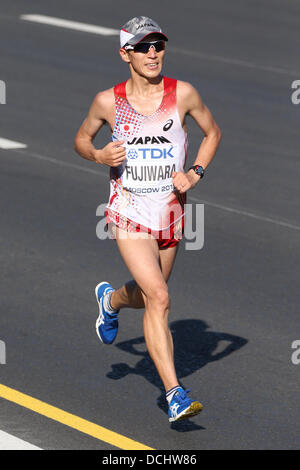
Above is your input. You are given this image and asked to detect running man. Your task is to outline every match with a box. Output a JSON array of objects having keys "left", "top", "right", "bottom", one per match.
[{"left": 74, "top": 16, "right": 221, "bottom": 422}]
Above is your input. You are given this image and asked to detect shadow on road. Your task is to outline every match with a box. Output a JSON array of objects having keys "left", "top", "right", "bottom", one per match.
[{"left": 106, "top": 319, "right": 248, "bottom": 431}]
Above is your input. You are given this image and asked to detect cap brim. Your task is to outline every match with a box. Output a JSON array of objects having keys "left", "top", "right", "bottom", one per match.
[{"left": 127, "top": 31, "right": 168, "bottom": 45}]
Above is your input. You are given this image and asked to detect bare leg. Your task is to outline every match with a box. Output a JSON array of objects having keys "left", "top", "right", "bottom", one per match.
[
  {"left": 113, "top": 226, "right": 179, "bottom": 392},
  {"left": 110, "top": 280, "right": 145, "bottom": 310},
  {"left": 110, "top": 241, "right": 179, "bottom": 310}
]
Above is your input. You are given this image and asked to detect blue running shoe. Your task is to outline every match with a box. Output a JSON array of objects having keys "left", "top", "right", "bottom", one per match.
[
  {"left": 168, "top": 388, "right": 203, "bottom": 422},
  {"left": 95, "top": 282, "right": 119, "bottom": 345}
]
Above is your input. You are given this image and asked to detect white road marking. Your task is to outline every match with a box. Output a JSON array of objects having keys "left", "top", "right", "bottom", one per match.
[
  {"left": 0, "top": 430, "right": 42, "bottom": 450},
  {"left": 18, "top": 14, "right": 298, "bottom": 77},
  {"left": 168, "top": 46, "right": 300, "bottom": 77},
  {"left": 0, "top": 138, "right": 27, "bottom": 149},
  {"left": 189, "top": 195, "right": 300, "bottom": 232},
  {"left": 20, "top": 14, "right": 119, "bottom": 36},
  {"left": 5, "top": 147, "right": 300, "bottom": 233}
]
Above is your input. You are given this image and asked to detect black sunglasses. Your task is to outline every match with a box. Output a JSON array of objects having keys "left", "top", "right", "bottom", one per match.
[{"left": 124, "top": 40, "right": 165, "bottom": 54}]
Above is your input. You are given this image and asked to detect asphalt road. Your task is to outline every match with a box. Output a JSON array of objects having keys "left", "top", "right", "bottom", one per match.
[{"left": 0, "top": 0, "right": 300, "bottom": 450}]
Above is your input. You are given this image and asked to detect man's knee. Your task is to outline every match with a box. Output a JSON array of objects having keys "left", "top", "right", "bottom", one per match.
[{"left": 144, "top": 285, "right": 170, "bottom": 310}]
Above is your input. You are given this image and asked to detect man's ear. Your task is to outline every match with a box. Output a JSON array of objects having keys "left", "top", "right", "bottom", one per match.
[{"left": 119, "top": 48, "right": 131, "bottom": 64}]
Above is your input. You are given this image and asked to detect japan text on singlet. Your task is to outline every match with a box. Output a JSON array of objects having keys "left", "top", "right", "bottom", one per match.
[{"left": 106, "top": 76, "right": 188, "bottom": 231}]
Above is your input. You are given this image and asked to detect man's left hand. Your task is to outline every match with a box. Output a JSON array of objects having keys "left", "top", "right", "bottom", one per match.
[{"left": 172, "top": 170, "right": 200, "bottom": 193}]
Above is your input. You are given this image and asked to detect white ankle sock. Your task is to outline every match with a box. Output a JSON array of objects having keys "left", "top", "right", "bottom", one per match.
[
  {"left": 103, "top": 291, "right": 118, "bottom": 314},
  {"left": 166, "top": 386, "right": 181, "bottom": 404}
]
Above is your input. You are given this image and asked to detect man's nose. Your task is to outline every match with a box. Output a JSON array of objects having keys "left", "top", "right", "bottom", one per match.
[{"left": 147, "top": 45, "right": 157, "bottom": 57}]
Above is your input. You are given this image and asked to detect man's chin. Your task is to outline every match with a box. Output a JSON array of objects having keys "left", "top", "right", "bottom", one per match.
[{"left": 142, "top": 67, "right": 162, "bottom": 80}]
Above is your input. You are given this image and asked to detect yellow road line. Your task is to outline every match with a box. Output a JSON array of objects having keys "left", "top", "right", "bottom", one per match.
[{"left": 0, "top": 384, "right": 154, "bottom": 450}]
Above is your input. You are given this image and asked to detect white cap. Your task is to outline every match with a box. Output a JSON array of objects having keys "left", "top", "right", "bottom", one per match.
[{"left": 120, "top": 16, "right": 168, "bottom": 48}]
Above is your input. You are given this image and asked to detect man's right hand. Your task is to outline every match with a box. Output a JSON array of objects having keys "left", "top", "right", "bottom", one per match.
[{"left": 94, "top": 140, "right": 126, "bottom": 167}]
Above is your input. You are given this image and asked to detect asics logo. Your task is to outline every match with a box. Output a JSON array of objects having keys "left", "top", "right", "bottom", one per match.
[
  {"left": 97, "top": 310, "right": 105, "bottom": 326},
  {"left": 170, "top": 403, "right": 180, "bottom": 417},
  {"left": 163, "top": 119, "right": 173, "bottom": 131}
]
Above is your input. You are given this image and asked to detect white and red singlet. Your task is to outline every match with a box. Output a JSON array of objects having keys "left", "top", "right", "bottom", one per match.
[{"left": 106, "top": 76, "right": 188, "bottom": 239}]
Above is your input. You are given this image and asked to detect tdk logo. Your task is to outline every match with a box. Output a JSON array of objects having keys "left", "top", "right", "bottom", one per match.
[
  {"left": 127, "top": 149, "right": 139, "bottom": 159},
  {"left": 127, "top": 147, "right": 175, "bottom": 159}
]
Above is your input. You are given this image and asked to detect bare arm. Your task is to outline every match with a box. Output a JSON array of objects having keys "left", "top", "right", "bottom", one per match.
[
  {"left": 74, "top": 89, "right": 126, "bottom": 166},
  {"left": 173, "top": 81, "right": 222, "bottom": 192},
  {"left": 183, "top": 81, "right": 221, "bottom": 169}
]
